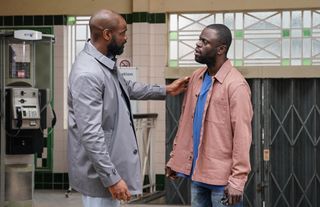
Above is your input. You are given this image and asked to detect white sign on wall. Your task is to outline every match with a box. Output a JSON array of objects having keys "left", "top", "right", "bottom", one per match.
[{"left": 119, "top": 67, "right": 138, "bottom": 114}]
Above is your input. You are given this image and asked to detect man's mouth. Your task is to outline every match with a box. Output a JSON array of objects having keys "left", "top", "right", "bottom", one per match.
[{"left": 194, "top": 48, "right": 201, "bottom": 56}]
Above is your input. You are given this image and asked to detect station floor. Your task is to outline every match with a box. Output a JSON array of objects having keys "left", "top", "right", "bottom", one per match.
[{"left": 34, "top": 190, "right": 189, "bottom": 207}]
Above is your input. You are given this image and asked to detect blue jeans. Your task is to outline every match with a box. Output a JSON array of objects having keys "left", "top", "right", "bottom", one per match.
[{"left": 191, "top": 183, "right": 243, "bottom": 207}]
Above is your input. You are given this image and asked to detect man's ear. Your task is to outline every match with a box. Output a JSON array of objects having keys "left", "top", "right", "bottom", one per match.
[
  {"left": 102, "top": 29, "right": 112, "bottom": 41},
  {"left": 217, "top": 45, "right": 227, "bottom": 55}
]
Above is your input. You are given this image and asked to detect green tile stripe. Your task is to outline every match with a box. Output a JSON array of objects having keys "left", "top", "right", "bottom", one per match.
[
  {"left": 0, "top": 15, "right": 67, "bottom": 26},
  {"left": 235, "top": 30, "right": 243, "bottom": 39},
  {"left": 282, "top": 59, "right": 290, "bottom": 66},
  {"left": 0, "top": 13, "right": 165, "bottom": 26},
  {"left": 169, "top": 32, "right": 178, "bottom": 40},
  {"left": 67, "top": 16, "right": 76, "bottom": 25},
  {"left": 303, "top": 28, "right": 311, "bottom": 37},
  {"left": 169, "top": 60, "right": 178, "bottom": 67},
  {"left": 124, "top": 12, "right": 166, "bottom": 24},
  {"left": 282, "top": 29, "right": 290, "bottom": 38},
  {"left": 35, "top": 172, "right": 165, "bottom": 191},
  {"left": 35, "top": 172, "right": 69, "bottom": 190},
  {"left": 234, "top": 59, "right": 243, "bottom": 66},
  {"left": 303, "top": 58, "right": 311, "bottom": 65}
]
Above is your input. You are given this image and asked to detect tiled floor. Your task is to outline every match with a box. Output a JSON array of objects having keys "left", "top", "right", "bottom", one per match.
[{"left": 34, "top": 190, "right": 188, "bottom": 207}]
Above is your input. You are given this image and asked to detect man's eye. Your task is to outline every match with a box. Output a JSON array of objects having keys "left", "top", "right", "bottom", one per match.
[{"left": 200, "top": 39, "right": 208, "bottom": 44}]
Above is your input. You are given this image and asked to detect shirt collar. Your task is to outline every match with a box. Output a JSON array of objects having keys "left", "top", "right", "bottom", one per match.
[
  {"left": 85, "top": 40, "right": 116, "bottom": 70},
  {"left": 199, "top": 59, "right": 233, "bottom": 83},
  {"left": 213, "top": 59, "right": 232, "bottom": 83}
]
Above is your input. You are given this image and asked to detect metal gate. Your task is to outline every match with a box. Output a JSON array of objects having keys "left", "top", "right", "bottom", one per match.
[{"left": 165, "top": 78, "right": 320, "bottom": 207}]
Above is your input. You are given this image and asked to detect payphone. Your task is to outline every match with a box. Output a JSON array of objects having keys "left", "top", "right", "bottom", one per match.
[
  {"left": 1, "top": 30, "right": 55, "bottom": 155},
  {"left": 5, "top": 87, "right": 45, "bottom": 154},
  {"left": 0, "top": 29, "right": 55, "bottom": 206}
]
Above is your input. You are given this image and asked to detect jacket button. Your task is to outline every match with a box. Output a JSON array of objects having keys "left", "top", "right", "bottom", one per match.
[
  {"left": 133, "top": 149, "right": 138, "bottom": 154},
  {"left": 112, "top": 169, "right": 117, "bottom": 175}
]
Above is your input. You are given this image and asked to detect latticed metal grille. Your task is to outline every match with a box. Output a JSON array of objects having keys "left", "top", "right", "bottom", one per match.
[
  {"left": 165, "top": 90, "right": 191, "bottom": 204},
  {"left": 265, "top": 79, "right": 320, "bottom": 207},
  {"left": 169, "top": 10, "right": 320, "bottom": 67}
]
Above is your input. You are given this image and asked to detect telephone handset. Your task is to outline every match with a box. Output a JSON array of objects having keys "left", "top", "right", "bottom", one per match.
[{"left": 15, "top": 106, "right": 22, "bottom": 128}]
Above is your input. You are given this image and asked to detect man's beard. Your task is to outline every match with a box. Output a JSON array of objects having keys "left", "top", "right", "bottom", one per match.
[
  {"left": 195, "top": 48, "right": 217, "bottom": 65},
  {"left": 108, "top": 37, "right": 125, "bottom": 56},
  {"left": 195, "top": 55, "right": 216, "bottom": 65}
]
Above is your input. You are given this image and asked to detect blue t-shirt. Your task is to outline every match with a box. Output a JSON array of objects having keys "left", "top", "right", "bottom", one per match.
[{"left": 177, "top": 71, "right": 224, "bottom": 191}]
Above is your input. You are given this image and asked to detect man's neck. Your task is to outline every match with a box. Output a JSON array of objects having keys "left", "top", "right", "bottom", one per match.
[
  {"left": 207, "top": 58, "right": 227, "bottom": 76},
  {"left": 90, "top": 39, "right": 108, "bottom": 56}
]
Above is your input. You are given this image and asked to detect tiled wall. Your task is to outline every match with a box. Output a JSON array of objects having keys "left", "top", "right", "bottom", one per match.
[
  {"left": 131, "top": 19, "right": 168, "bottom": 174},
  {"left": 53, "top": 25, "right": 68, "bottom": 173}
]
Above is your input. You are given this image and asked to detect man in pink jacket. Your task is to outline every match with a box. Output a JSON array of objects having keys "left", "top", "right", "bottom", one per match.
[{"left": 166, "top": 24, "right": 253, "bottom": 207}]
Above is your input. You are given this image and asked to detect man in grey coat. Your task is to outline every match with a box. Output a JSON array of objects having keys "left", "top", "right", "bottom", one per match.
[{"left": 68, "top": 9, "right": 189, "bottom": 207}]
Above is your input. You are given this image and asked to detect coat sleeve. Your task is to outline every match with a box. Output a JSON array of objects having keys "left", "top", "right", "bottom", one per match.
[
  {"left": 71, "top": 72, "right": 121, "bottom": 188},
  {"left": 120, "top": 73, "right": 166, "bottom": 100},
  {"left": 228, "top": 82, "right": 253, "bottom": 192},
  {"left": 127, "top": 79, "right": 166, "bottom": 100}
]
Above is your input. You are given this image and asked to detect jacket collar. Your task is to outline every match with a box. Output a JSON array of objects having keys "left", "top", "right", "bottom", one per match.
[
  {"left": 84, "top": 40, "right": 116, "bottom": 70},
  {"left": 199, "top": 59, "right": 232, "bottom": 83}
]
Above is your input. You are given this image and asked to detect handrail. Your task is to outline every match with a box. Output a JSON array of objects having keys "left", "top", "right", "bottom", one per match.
[{"left": 133, "top": 113, "right": 158, "bottom": 194}]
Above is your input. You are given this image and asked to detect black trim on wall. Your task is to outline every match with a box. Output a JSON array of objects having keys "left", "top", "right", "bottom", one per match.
[
  {"left": 34, "top": 172, "right": 166, "bottom": 190},
  {"left": 116, "top": 12, "right": 166, "bottom": 24},
  {"left": 0, "top": 13, "right": 165, "bottom": 27},
  {"left": 0, "top": 15, "right": 68, "bottom": 26},
  {"left": 131, "top": 12, "right": 166, "bottom": 23}
]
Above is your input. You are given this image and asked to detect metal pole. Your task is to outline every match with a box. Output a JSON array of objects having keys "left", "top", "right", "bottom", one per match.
[{"left": 0, "top": 36, "right": 6, "bottom": 207}]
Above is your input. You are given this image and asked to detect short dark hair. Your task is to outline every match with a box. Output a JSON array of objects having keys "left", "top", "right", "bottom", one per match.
[{"left": 205, "top": 24, "right": 232, "bottom": 55}]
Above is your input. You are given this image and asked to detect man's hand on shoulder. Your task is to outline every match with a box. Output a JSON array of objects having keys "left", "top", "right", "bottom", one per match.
[
  {"left": 166, "top": 76, "right": 190, "bottom": 96},
  {"left": 108, "top": 179, "right": 131, "bottom": 201}
]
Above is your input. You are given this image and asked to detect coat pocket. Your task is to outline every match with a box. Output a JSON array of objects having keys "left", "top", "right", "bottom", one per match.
[{"left": 205, "top": 99, "right": 227, "bottom": 124}]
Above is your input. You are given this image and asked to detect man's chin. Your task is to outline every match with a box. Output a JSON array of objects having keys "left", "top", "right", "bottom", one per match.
[
  {"left": 116, "top": 48, "right": 124, "bottom": 56},
  {"left": 195, "top": 57, "right": 204, "bottom": 64}
]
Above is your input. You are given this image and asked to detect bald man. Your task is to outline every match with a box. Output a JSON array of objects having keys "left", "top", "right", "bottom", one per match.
[{"left": 68, "top": 10, "right": 189, "bottom": 207}]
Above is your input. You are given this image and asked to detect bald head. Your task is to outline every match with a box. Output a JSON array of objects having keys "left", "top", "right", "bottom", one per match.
[{"left": 89, "top": 9, "right": 122, "bottom": 42}]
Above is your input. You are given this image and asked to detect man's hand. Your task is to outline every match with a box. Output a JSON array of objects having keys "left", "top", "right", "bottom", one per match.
[
  {"left": 108, "top": 179, "right": 131, "bottom": 201},
  {"left": 165, "top": 166, "right": 177, "bottom": 180},
  {"left": 224, "top": 184, "right": 243, "bottom": 205},
  {"left": 166, "top": 76, "right": 190, "bottom": 96}
]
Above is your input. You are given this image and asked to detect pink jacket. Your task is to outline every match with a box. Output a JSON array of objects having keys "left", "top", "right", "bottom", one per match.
[{"left": 167, "top": 60, "right": 253, "bottom": 192}]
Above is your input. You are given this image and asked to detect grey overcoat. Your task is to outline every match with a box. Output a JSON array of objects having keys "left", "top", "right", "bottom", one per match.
[{"left": 68, "top": 42, "right": 166, "bottom": 197}]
